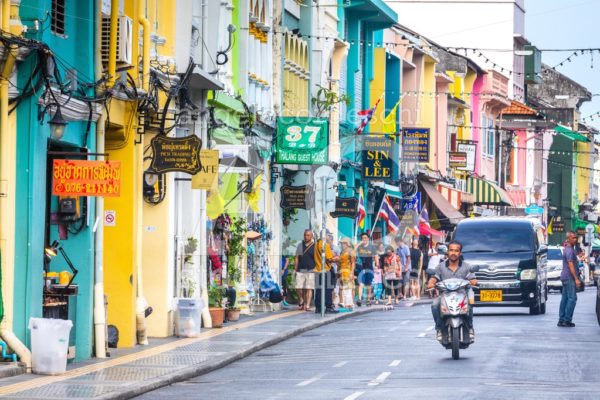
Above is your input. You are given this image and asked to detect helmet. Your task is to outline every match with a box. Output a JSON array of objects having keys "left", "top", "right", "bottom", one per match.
[{"left": 437, "top": 244, "right": 448, "bottom": 255}]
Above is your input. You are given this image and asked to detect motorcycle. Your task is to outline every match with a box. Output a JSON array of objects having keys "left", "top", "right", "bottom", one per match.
[{"left": 435, "top": 278, "right": 475, "bottom": 360}]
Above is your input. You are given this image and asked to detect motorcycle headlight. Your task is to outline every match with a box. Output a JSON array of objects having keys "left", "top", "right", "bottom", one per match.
[{"left": 520, "top": 269, "right": 537, "bottom": 280}]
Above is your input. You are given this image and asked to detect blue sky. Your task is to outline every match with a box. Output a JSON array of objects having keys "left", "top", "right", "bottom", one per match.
[{"left": 526, "top": 0, "right": 600, "bottom": 130}]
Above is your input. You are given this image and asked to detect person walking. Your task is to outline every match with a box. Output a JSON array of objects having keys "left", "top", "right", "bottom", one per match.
[
  {"left": 558, "top": 231, "right": 582, "bottom": 327},
  {"left": 383, "top": 246, "right": 401, "bottom": 305},
  {"left": 327, "top": 232, "right": 341, "bottom": 307},
  {"left": 337, "top": 237, "right": 356, "bottom": 309},
  {"left": 395, "top": 238, "right": 411, "bottom": 300},
  {"left": 295, "top": 229, "right": 316, "bottom": 311},
  {"left": 314, "top": 235, "right": 338, "bottom": 313},
  {"left": 409, "top": 240, "right": 423, "bottom": 300},
  {"left": 281, "top": 255, "right": 290, "bottom": 306},
  {"left": 355, "top": 233, "right": 378, "bottom": 306}
]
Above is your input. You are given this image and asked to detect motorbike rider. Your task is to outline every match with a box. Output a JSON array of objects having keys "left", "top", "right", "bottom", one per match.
[{"left": 427, "top": 240, "right": 477, "bottom": 342}]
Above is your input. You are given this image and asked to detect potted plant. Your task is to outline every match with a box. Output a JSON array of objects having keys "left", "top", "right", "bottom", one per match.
[{"left": 207, "top": 284, "right": 226, "bottom": 328}]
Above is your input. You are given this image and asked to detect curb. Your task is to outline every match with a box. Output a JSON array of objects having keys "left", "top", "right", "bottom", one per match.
[
  {"left": 95, "top": 306, "right": 381, "bottom": 400},
  {"left": 0, "top": 363, "right": 25, "bottom": 380}
]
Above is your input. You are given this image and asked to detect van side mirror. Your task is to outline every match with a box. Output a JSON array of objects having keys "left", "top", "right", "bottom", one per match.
[{"left": 537, "top": 244, "right": 548, "bottom": 255}]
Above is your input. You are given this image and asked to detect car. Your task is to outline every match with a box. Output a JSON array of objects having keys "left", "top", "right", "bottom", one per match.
[
  {"left": 546, "top": 246, "right": 563, "bottom": 292},
  {"left": 452, "top": 216, "right": 548, "bottom": 315}
]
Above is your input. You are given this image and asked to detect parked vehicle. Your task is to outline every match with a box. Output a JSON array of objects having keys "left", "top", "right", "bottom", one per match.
[
  {"left": 595, "top": 270, "right": 600, "bottom": 326},
  {"left": 452, "top": 217, "right": 548, "bottom": 315},
  {"left": 547, "top": 246, "right": 564, "bottom": 292},
  {"left": 434, "top": 278, "right": 476, "bottom": 360}
]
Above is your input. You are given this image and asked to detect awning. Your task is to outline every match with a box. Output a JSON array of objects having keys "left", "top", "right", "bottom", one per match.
[
  {"left": 372, "top": 182, "right": 402, "bottom": 198},
  {"left": 555, "top": 125, "right": 589, "bottom": 143},
  {"left": 572, "top": 218, "right": 599, "bottom": 233},
  {"left": 466, "top": 177, "right": 514, "bottom": 206},
  {"left": 420, "top": 180, "right": 465, "bottom": 225},
  {"left": 189, "top": 66, "right": 225, "bottom": 91},
  {"left": 437, "top": 184, "right": 464, "bottom": 210},
  {"left": 419, "top": 222, "right": 443, "bottom": 236},
  {"left": 506, "top": 187, "right": 527, "bottom": 208}
]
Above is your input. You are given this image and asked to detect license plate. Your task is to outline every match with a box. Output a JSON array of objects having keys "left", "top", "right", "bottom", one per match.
[{"left": 480, "top": 290, "right": 502, "bottom": 302}]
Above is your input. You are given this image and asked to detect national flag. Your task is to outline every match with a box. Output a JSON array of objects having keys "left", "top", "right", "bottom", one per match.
[
  {"left": 547, "top": 217, "right": 554, "bottom": 235},
  {"left": 419, "top": 207, "right": 430, "bottom": 227},
  {"left": 247, "top": 173, "right": 263, "bottom": 212},
  {"left": 377, "top": 195, "right": 401, "bottom": 234},
  {"left": 357, "top": 187, "right": 366, "bottom": 229},
  {"left": 206, "top": 176, "right": 225, "bottom": 219},
  {"left": 381, "top": 100, "right": 400, "bottom": 138},
  {"left": 356, "top": 96, "right": 382, "bottom": 135}
]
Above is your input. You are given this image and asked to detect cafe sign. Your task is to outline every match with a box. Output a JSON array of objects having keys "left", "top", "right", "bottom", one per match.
[
  {"left": 150, "top": 135, "right": 202, "bottom": 174},
  {"left": 362, "top": 135, "right": 396, "bottom": 180},
  {"left": 280, "top": 185, "right": 314, "bottom": 210},
  {"left": 330, "top": 197, "right": 359, "bottom": 219},
  {"left": 275, "top": 117, "right": 328, "bottom": 165},
  {"left": 192, "top": 150, "right": 219, "bottom": 190},
  {"left": 52, "top": 159, "right": 121, "bottom": 197},
  {"left": 402, "top": 128, "right": 430, "bottom": 162}
]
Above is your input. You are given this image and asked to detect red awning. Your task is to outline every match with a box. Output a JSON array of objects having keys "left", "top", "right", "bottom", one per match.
[
  {"left": 419, "top": 223, "right": 443, "bottom": 236},
  {"left": 506, "top": 188, "right": 527, "bottom": 208}
]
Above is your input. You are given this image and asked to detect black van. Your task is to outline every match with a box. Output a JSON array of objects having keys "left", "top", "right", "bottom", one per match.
[{"left": 453, "top": 217, "right": 548, "bottom": 315}]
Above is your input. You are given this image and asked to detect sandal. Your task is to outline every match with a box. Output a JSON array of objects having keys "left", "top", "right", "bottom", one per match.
[{"left": 298, "top": 303, "right": 304, "bottom": 310}]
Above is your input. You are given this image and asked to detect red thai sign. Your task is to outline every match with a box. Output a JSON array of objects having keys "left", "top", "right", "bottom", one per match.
[{"left": 52, "top": 159, "right": 121, "bottom": 197}]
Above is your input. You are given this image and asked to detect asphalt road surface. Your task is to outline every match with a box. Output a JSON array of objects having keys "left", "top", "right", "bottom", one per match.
[{"left": 137, "top": 289, "right": 600, "bottom": 400}]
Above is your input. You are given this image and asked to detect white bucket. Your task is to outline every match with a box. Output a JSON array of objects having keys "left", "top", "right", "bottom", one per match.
[{"left": 29, "top": 318, "right": 73, "bottom": 375}]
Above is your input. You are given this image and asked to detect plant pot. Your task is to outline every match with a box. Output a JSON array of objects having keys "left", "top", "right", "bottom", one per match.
[
  {"left": 208, "top": 307, "right": 225, "bottom": 328},
  {"left": 226, "top": 308, "right": 241, "bottom": 321}
]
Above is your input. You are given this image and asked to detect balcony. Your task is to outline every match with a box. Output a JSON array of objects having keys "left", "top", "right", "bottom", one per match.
[{"left": 482, "top": 70, "right": 511, "bottom": 112}]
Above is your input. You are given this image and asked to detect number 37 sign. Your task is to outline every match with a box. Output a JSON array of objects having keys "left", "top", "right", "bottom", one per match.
[{"left": 275, "top": 117, "right": 329, "bottom": 165}]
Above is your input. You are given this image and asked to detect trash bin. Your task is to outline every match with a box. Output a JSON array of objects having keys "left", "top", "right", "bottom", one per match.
[
  {"left": 175, "top": 298, "right": 203, "bottom": 337},
  {"left": 29, "top": 318, "right": 73, "bottom": 375}
]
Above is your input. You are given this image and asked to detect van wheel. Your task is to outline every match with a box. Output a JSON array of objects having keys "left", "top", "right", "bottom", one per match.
[
  {"left": 530, "top": 293, "right": 542, "bottom": 315},
  {"left": 540, "top": 301, "right": 546, "bottom": 314}
]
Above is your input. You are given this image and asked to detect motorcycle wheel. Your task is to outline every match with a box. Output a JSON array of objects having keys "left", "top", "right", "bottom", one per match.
[{"left": 451, "top": 327, "right": 460, "bottom": 360}]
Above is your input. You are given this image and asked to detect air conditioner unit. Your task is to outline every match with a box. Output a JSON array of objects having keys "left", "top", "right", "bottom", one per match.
[{"left": 101, "top": 15, "right": 133, "bottom": 68}]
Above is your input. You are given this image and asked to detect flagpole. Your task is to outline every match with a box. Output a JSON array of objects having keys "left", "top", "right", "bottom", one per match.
[{"left": 370, "top": 194, "right": 384, "bottom": 240}]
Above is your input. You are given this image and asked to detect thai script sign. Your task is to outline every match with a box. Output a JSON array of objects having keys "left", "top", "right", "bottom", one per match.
[
  {"left": 362, "top": 135, "right": 395, "bottom": 180},
  {"left": 402, "top": 128, "right": 430, "bottom": 162},
  {"left": 280, "top": 185, "right": 314, "bottom": 210},
  {"left": 52, "top": 159, "right": 121, "bottom": 197},
  {"left": 457, "top": 140, "right": 477, "bottom": 172},
  {"left": 275, "top": 117, "right": 329, "bottom": 165},
  {"left": 449, "top": 151, "right": 467, "bottom": 169},
  {"left": 150, "top": 135, "right": 202, "bottom": 174}
]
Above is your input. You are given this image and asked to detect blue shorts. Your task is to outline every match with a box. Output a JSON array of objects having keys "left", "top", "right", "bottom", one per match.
[{"left": 358, "top": 269, "right": 374, "bottom": 286}]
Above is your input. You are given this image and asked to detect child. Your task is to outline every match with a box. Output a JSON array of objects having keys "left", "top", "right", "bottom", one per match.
[{"left": 373, "top": 265, "right": 383, "bottom": 304}]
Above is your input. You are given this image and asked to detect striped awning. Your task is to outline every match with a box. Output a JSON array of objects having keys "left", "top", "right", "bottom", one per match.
[
  {"left": 506, "top": 187, "right": 527, "bottom": 208},
  {"left": 466, "top": 177, "right": 514, "bottom": 206}
]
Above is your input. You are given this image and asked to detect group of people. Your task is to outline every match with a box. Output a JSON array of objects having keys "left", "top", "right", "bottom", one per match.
[{"left": 282, "top": 230, "right": 447, "bottom": 313}]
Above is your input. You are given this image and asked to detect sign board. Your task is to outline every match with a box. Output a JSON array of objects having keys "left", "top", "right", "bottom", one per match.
[
  {"left": 150, "top": 135, "right": 202, "bottom": 174},
  {"left": 192, "top": 150, "right": 219, "bottom": 189},
  {"left": 552, "top": 221, "right": 565, "bottom": 233},
  {"left": 104, "top": 210, "right": 116, "bottom": 226},
  {"left": 279, "top": 185, "right": 314, "bottom": 210},
  {"left": 275, "top": 117, "right": 328, "bottom": 165},
  {"left": 524, "top": 204, "right": 544, "bottom": 215},
  {"left": 362, "top": 135, "right": 395, "bottom": 180},
  {"left": 402, "top": 128, "right": 430, "bottom": 162},
  {"left": 449, "top": 151, "right": 467, "bottom": 169},
  {"left": 457, "top": 140, "right": 477, "bottom": 172},
  {"left": 401, "top": 192, "right": 421, "bottom": 213},
  {"left": 330, "top": 197, "right": 358, "bottom": 219},
  {"left": 52, "top": 159, "right": 121, "bottom": 197}
]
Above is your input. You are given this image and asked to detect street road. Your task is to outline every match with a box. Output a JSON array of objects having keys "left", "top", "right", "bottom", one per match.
[{"left": 137, "top": 290, "right": 599, "bottom": 400}]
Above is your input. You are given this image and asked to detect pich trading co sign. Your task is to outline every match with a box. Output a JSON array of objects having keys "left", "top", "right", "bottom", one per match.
[
  {"left": 402, "top": 128, "right": 430, "bottom": 162},
  {"left": 275, "top": 117, "right": 329, "bottom": 165},
  {"left": 150, "top": 135, "right": 203, "bottom": 174},
  {"left": 362, "top": 135, "right": 396, "bottom": 180},
  {"left": 279, "top": 185, "right": 314, "bottom": 210},
  {"left": 52, "top": 159, "right": 122, "bottom": 197}
]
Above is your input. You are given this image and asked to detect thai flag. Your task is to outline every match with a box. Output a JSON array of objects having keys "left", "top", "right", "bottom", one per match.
[
  {"left": 419, "top": 207, "right": 430, "bottom": 227},
  {"left": 356, "top": 97, "right": 382, "bottom": 135},
  {"left": 377, "top": 195, "right": 400, "bottom": 234},
  {"left": 357, "top": 187, "right": 366, "bottom": 229}
]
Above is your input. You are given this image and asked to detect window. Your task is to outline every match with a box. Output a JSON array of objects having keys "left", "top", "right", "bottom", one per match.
[
  {"left": 481, "top": 115, "right": 488, "bottom": 155},
  {"left": 487, "top": 118, "right": 494, "bottom": 157},
  {"left": 51, "top": 0, "right": 66, "bottom": 35}
]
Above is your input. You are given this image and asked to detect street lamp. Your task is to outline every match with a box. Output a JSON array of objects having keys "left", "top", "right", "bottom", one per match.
[{"left": 49, "top": 107, "right": 68, "bottom": 140}]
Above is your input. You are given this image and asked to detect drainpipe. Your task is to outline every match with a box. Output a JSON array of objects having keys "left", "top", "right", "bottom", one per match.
[
  {"left": 107, "top": 0, "right": 118, "bottom": 87},
  {"left": 93, "top": 0, "right": 107, "bottom": 359},
  {"left": 135, "top": 0, "right": 151, "bottom": 345},
  {"left": 0, "top": 0, "right": 31, "bottom": 370}
]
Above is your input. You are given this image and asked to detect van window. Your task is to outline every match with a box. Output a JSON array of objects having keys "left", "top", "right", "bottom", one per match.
[
  {"left": 454, "top": 223, "right": 535, "bottom": 253},
  {"left": 548, "top": 248, "right": 562, "bottom": 260}
]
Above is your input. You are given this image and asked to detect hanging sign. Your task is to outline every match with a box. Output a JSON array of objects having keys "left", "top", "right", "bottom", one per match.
[
  {"left": 330, "top": 197, "right": 359, "bottom": 219},
  {"left": 362, "top": 135, "right": 395, "bottom": 180},
  {"left": 275, "top": 117, "right": 329, "bottom": 165},
  {"left": 52, "top": 159, "right": 121, "bottom": 197},
  {"left": 150, "top": 135, "right": 202, "bottom": 174},
  {"left": 402, "top": 128, "right": 430, "bottom": 162},
  {"left": 449, "top": 151, "right": 467, "bottom": 169},
  {"left": 552, "top": 221, "right": 565, "bottom": 233},
  {"left": 192, "top": 150, "right": 220, "bottom": 189},
  {"left": 280, "top": 185, "right": 314, "bottom": 210},
  {"left": 401, "top": 192, "right": 421, "bottom": 213},
  {"left": 457, "top": 140, "right": 477, "bottom": 172}
]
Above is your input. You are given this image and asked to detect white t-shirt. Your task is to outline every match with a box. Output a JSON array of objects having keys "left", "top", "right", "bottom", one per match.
[{"left": 428, "top": 254, "right": 445, "bottom": 270}]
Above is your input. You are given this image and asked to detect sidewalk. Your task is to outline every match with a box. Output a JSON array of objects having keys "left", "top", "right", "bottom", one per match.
[{"left": 0, "top": 301, "right": 431, "bottom": 400}]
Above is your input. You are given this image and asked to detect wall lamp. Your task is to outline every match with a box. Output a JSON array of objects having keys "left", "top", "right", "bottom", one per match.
[
  {"left": 44, "top": 240, "right": 79, "bottom": 291},
  {"left": 49, "top": 107, "right": 68, "bottom": 140}
]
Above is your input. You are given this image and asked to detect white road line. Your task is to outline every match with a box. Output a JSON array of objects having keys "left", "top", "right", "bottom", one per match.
[
  {"left": 333, "top": 361, "right": 348, "bottom": 368},
  {"left": 368, "top": 371, "right": 392, "bottom": 386},
  {"left": 344, "top": 392, "right": 365, "bottom": 400},
  {"left": 425, "top": 325, "right": 435, "bottom": 331},
  {"left": 296, "top": 374, "right": 325, "bottom": 387},
  {"left": 389, "top": 326, "right": 400, "bottom": 332},
  {"left": 400, "top": 320, "right": 410, "bottom": 325},
  {"left": 389, "top": 359, "right": 402, "bottom": 367},
  {"left": 417, "top": 332, "right": 427, "bottom": 338}
]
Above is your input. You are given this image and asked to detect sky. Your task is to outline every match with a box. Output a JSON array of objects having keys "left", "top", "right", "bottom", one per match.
[{"left": 525, "top": 0, "right": 600, "bottom": 130}]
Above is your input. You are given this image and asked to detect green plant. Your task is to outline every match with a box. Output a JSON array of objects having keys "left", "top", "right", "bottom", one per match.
[
  {"left": 183, "top": 277, "right": 196, "bottom": 298},
  {"left": 208, "top": 284, "right": 226, "bottom": 308},
  {"left": 226, "top": 217, "right": 247, "bottom": 285},
  {"left": 312, "top": 84, "right": 351, "bottom": 117},
  {"left": 282, "top": 208, "right": 299, "bottom": 225},
  {"left": 185, "top": 237, "right": 198, "bottom": 254}
]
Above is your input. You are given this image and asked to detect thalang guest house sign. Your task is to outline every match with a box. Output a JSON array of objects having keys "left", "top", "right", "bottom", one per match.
[
  {"left": 280, "top": 185, "right": 314, "bottom": 210},
  {"left": 150, "top": 135, "right": 202, "bottom": 174},
  {"left": 362, "top": 135, "right": 395, "bottom": 180},
  {"left": 402, "top": 128, "right": 430, "bottom": 162},
  {"left": 330, "top": 197, "right": 358, "bottom": 219},
  {"left": 52, "top": 160, "right": 121, "bottom": 197},
  {"left": 192, "top": 150, "right": 219, "bottom": 189},
  {"left": 275, "top": 117, "right": 328, "bottom": 165}
]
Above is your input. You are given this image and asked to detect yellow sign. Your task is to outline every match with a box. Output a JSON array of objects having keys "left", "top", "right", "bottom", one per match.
[{"left": 192, "top": 150, "right": 219, "bottom": 189}]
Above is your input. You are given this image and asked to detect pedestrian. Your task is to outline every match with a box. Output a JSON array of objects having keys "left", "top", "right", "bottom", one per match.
[
  {"left": 327, "top": 232, "right": 341, "bottom": 306},
  {"left": 372, "top": 261, "right": 384, "bottom": 304},
  {"left": 355, "top": 233, "right": 378, "bottom": 306},
  {"left": 294, "top": 229, "right": 316, "bottom": 311},
  {"left": 409, "top": 240, "right": 423, "bottom": 300},
  {"left": 337, "top": 237, "right": 356, "bottom": 309},
  {"left": 314, "top": 235, "right": 338, "bottom": 313},
  {"left": 558, "top": 231, "right": 582, "bottom": 327},
  {"left": 281, "top": 255, "right": 290, "bottom": 306},
  {"left": 383, "top": 245, "right": 401, "bottom": 305},
  {"left": 394, "top": 237, "right": 411, "bottom": 300}
]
